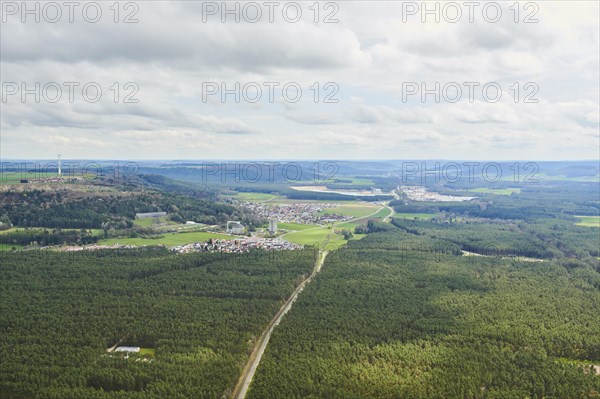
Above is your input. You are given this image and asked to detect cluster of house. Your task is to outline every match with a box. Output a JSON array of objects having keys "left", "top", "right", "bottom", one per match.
[
  {"left": 172, "top": 237, "right": 302, "bottom": 254},
  {"left": 241, "top": 202, "right": 352, "bottom": 224}
]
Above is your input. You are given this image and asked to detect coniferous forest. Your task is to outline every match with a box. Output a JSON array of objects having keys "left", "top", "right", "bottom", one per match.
[
  {"left": 248, "top": 228, "right": 600, "bottom": 399},
  {"left": 1, "top": 174, "right": 599, "bottom": 398},
  {"left": 0, "top": 248, "right": 315, "bottom": 398}
]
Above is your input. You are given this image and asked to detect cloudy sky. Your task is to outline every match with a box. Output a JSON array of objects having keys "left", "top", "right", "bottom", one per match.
[{"left": 1, "top": 1, "right": 598, "bottom": 160}]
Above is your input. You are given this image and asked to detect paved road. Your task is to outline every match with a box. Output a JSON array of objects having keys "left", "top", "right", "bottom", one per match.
[{"left": 231, "top": 250, "right": 328, "bottom": 399}]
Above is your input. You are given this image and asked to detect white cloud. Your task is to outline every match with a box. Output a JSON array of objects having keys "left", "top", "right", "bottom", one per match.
[{"left": 1, "top": 1, "right": 598, "bottom": 160}]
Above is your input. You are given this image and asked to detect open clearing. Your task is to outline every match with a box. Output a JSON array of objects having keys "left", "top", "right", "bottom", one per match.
[
  {"left": 575, "top": 216, "right": 600, "bottom": 227},
  {"left": 284, "top": 204, "right": 383, "bottom": 247},
  {"left": 268, "top": 196, "right": 359, "bottom": 205},
  {"left": 0, "top": 243, "right": 23, "bottom": 250},
  {"left": 0, "top": 227, "right": 104, "bottom": 236},
  {"left": 368, "top": 206, "right": 392, "bottom": 220},
  {"left": 227, "top": 192, "right": 282, "bottom": 202},
  {"left": 139, "top": 348, "right": 156, "bottom": 356},
  {"left": 393, "top": 212, "right": 436, "bottom": 220},
  {"left": 133, "top": 216, "right": 175, "bottom": 227},
  {"left": 284, "top": 227, "right": 365, "bottom": 248},
  {"left": 319, "top": 203, "right": 381, "bottom": 218},
  {"left": 277, "top": 222, "right": 320, "bottom": 231},
  {"left": 468, "top": 187, "right": 521, "bottom": 195},
  {"left": 98, "top": 231, "right": 233, "bottom": 246},
  {"left": 284, "top": 226, "right": 334, "bottom": 246}
]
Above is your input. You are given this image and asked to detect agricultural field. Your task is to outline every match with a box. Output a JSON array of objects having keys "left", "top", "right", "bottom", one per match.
[
  {"left": 393, "top": 212, "right": 436, "bottom": 220},
  {"left": 283, "top": 204, "right": 385, "bottom": 247},
  {"left": 283, "top": 226, "right": 334, "bottom": 247},
  {"left": 319, "top": 203, "right": 382, "bottom": 218},
  {"left": 366, "top": 206, "right": 392, "bottom": 220},
  {"left": 575, "top": 216, "right": 600, "bottom": 227},
  {"left": 283, "top": 226, "right": 365, "bottom": 248},
  {"left": 98, "top": 231, "right": 233, "bottom": 246},
  {"left": 132, "top": 216, "right": 174, "bottom": 227},
  {"left": 0, "top": 173, "right": 51, "bottom": 185},
  {"left": 0, "top": 227, "right": 103, "bottom": 236},
  {"left": 268, "top": 198, "right": 353, "bottom": 205},
  {"left": 468, "top": 187, "right": 521, "bottom": 195},
  {"left": 277, "top": 222, "right": 320, "bottom": 231},
  {"left": 227, "top": 192, "right": 282, "bottom": 202},
  {"left": 0, "top": 243, "right": 22, "bottom": 250},
  {"left": 323, "top": 178, "right": 376, "bottom": 186}
]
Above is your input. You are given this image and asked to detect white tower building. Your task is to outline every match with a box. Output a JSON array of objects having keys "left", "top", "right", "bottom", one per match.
[
  {"left": 57, "top": 154, "right": 62, "bottom": 176},
  {"left": 268, "top": 219, "right": 277, "bottom": 234}
]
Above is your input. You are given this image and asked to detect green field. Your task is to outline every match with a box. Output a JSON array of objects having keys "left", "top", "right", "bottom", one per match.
[
  {"left": 98, "top": 231, "right": 233, "bottom": 246},
  {"left": 0, "top": 227, "right": 103, "bottom": 236},
  {"left": 468, "top": 187, "right": 521, "bottom": 195},
  {"left": 277, "top": 222, "right": 320, "bottom": 231},
  {"left": 575, "top": 215, "right": 600, "bottom": 227},
  {"left": 393, "top": 213, "right": 436, "bottom": 220},
  {"left": 284, "top": 226, "right": 335, "bottom": 246},
  {"left": 536, "top": 173, "right": 600, "bottom": 182},
  {"left": 335, "top": 221, "right": 361, "bottom": 230},
  {"left": 133, "top": 216, "right": 173, "bottom": 227},
  {"left": 319, "top": 204, "right": 381, "bottom": 218},
  {"left": 0, "top": 173, "right": 98, "bottom": 185},
  {"left": 270, "top": 198, "right": 355, "bottom": 204},
  {"left": 0, "top": 173, "right": 47, "bottom": 185},
  {"left": 284, "top": 226, "right": 364, "bottom": 248},
  {"left": 139, "top": 348, "right": 156, "bottom": 356},
  {"left": 323, "top": 178, "right": 375, "bottom": 186},
  {"left": 228, "top": 192, "right": 282, "bottom": 202},
  {"left": 368, "top": 207, "right": 392, "bottom": 219},
  {"left": 0, "top": 243, "right": 22, "bottom": 250},
  {"left": 285, "top": 204, "right": 384, "bottom": 247}
]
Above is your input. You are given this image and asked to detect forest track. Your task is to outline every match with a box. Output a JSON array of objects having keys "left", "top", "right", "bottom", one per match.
[{"left": 231, "top": 250, "right": 328, "bottom": 399}]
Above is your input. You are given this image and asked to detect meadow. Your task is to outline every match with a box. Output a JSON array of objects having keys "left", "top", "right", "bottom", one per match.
[
  {"left": 468, "top": 187, "right": 521, "bottom": 195},
  {"left": 98, "top": 231, "right": 233, "bottom": 246},
  {"left": 319, "top": 203, "right": 382, "bottom": 218},
  {"left": 575, "top": 215, "right": 600, "bottom": 227},
  {"left": 226, "top": 192, "right": 282, "bottom": 202}
]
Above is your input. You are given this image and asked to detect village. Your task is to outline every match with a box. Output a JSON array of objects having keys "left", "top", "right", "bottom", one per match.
[
  {"left": 240, "top": 201, "right": 353, "bottom": 224},
  {"left": 172, "top": 236, "right": 303, "bottom": 254}
]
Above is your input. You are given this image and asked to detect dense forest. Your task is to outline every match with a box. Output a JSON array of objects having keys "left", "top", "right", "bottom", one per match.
[
  {"left": 0, "top": 248, "right": 316, "bottom": 398},
  {"left": 0, "top": 188, "right": 237, "bottom": 229},
  {"left": 0, "top": 228, "right": 98, "bottom": 246},
  {"left": 389, "top": 218, "right": 600, "bottom": 259},
  {"left": 1, "top": 171, "right": 598, "bottom": 398},
  {"left": 392, "top": 183, "right": 600, "bottom": 221},
  {"left": 248, "top": 226, "right": 600, "bottom": 398}
]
